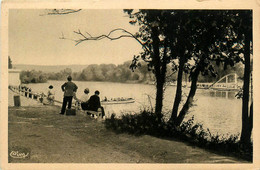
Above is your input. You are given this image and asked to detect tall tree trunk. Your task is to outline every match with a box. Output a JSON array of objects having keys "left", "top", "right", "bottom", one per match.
[
  {"left": 155, "top": 78, "right": 164, "bottom": 116},
  {"left": 151, "top": 27, "right": 164, "bottom": 116},
  {"left": 158, "top": 40, "right": 168, "bottom": 118},
  {"left": 169, "top": 56, "right": 185, "bottom": 122},
  {"left": 155, "top": 46, "right": 167, "bottom": 116},
  {"left": 240, "top": 32, "right": 252, "bottom": 144},
  {"left": 174, "top": 68, "right": 200, "bottom": 126}
]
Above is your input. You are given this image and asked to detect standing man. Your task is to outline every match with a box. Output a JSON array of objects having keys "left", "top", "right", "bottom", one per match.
[{"left": 60, "top": 76, "right": 78, "bottom": 115}]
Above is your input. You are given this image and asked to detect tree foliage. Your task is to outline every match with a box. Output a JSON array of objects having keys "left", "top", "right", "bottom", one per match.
[
  {"left": 46, "top": 61, "right": 155, "bottom": 83},
  {"left": 20, "top": 70, "right": 48, "bottom": 84}
]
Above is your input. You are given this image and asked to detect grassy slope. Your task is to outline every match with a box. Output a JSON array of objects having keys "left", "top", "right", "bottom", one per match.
[{"left": 7, "top": 105, "right": 248, "bottom": 163}]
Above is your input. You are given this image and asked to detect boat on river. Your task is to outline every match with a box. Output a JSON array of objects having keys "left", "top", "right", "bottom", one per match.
[{"left": 101, "top": 98, "right": 135, "bottom": 105}]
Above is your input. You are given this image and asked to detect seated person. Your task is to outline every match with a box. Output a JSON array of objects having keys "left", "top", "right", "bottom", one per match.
[
  {"left": 87, "top": 90, "right": 105, "bottom": 118},
  {"left": 47, "top": 85, "right": 55, "bottom": 104},
  {"left": 79, "top": 88, "right": 90, "bottom": 110}
]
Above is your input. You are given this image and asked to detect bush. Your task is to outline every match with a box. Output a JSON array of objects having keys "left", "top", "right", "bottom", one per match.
[{"left": 105, "top": 111, "right": 165, "bottom": 136}]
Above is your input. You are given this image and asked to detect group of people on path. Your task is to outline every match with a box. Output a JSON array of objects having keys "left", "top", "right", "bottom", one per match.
[{"left": 59, "top": 75, "right": 105, "bottom": 118}]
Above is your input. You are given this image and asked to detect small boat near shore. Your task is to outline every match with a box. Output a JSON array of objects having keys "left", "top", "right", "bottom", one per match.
[{"left": 101, "top": 98, "right": 135, "bottom": 105}]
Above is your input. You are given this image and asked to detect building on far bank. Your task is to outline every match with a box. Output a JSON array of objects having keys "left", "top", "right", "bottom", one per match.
[{"left": 9, "top": 69, "right": 21, "bottom": 86}]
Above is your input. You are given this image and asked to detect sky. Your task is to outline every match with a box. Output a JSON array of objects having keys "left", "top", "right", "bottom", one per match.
[{"left": 9, "top": 9, "right": 143, "bottom": 66}]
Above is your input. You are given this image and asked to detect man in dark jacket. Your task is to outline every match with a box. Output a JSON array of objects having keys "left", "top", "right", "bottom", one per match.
[
  {"left": 88, "top": 90, "right": 105, "bottom": 118},
  {"left": 60, "top": 76, "right": 78, "bottom": 115}
]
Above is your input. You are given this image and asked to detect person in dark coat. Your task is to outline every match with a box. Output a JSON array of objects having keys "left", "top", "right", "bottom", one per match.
[
  {"left": 88, "top": 90, "right": 105, "bottom": 118},
  {"left": 60, "top": 76, "right": 78, "bottom": 115}
]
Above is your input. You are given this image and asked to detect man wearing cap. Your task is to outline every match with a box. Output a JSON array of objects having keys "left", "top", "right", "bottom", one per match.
[{"left": 60, "top": 76, "right": 78, "bottom": 115}]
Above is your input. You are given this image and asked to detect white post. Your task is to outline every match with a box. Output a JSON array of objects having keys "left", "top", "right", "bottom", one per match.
[{"left": 225, "top": 91, "right": 228, "bottom": 99}]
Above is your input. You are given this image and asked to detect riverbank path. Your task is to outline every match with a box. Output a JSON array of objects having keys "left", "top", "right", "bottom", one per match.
[{"left": 7, "top": 90, "right": 249, "bottom": 163}]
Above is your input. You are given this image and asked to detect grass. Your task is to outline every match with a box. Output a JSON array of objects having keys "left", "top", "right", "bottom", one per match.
[
  {"left": 9, "top": 106, "right": 248, "bottom": 163},
  {"left": 105, "top": 110, "right": 252, "bottom": 161}
]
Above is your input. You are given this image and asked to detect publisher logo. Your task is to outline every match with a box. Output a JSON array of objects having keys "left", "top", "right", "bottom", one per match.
[{"left": 9, "top": 146, "right": 30, "bottom": 161}]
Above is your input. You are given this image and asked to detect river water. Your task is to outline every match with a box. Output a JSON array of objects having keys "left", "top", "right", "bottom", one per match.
[{"left": 26, "top": 80, "right": 242, "bottom": 137}]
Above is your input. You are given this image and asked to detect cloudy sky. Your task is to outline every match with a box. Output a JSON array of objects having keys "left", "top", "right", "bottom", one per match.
[{"left": 9, "top": 9, "right": 142, "bottom": 66}]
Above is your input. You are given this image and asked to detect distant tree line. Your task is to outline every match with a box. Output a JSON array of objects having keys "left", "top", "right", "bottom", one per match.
[
  {"left": 20, "top": 60, "right": 243, "bottom": 84},
  {"left": 47, "top": 61, "right": 155, "bottom": 83},
  {"left": 20, "top": 70, "right": 48, "bottom": 83}
]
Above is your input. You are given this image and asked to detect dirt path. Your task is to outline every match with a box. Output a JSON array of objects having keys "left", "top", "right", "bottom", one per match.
[{"left": 8, "top": 105, "right": 248, "bottom": 163}]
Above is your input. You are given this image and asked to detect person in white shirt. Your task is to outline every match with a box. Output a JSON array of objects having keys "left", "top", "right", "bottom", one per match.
[
  {"left": 80, "top": 88, "right": 90, "bottom": 110},
  {"left": 47, "top": 85, "right": 55, "bottom": 105}
]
